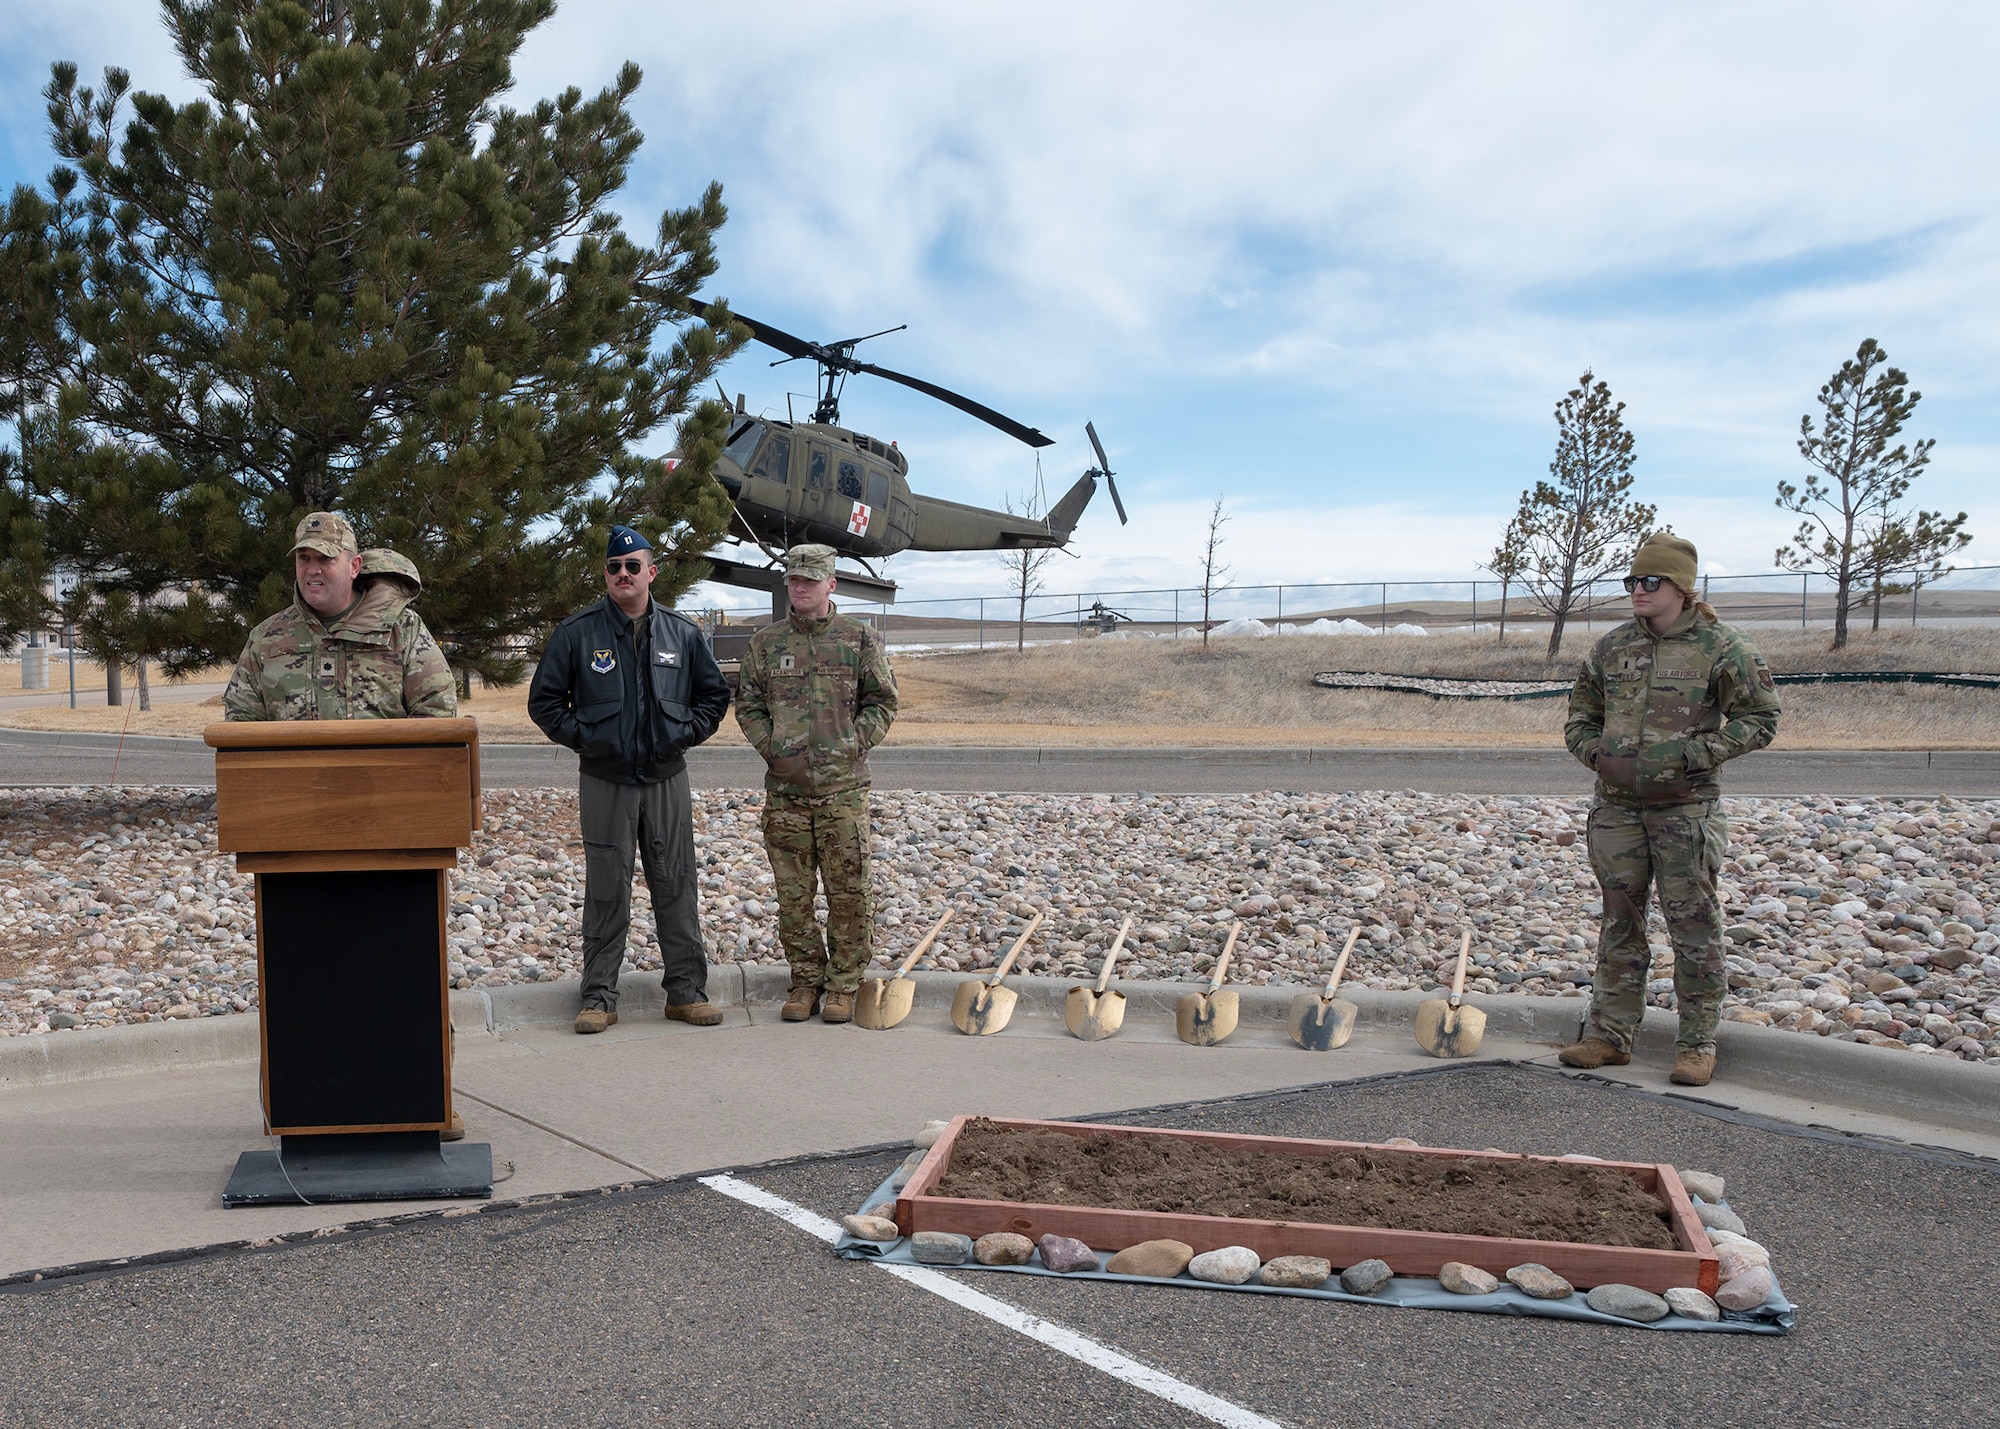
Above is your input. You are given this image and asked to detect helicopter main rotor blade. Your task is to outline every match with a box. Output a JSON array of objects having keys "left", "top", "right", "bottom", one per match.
[
  {"left": 683, "top": 298, "right": 820, "bottom": 362},
  {"left": 1086, "top": 420, "right": 1112, "bottom": 475},
  {"left": 682, "top": 295, "right": 1052, "bottom": 446},
  {"left": 1106, "top": 472, "right": 1129, "bottom": 525},
  {"left": 852, "top": 360, "right": 1054, "bottom": 448}
]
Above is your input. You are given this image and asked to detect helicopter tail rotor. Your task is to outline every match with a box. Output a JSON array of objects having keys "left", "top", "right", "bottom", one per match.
[{"left": 1085, "top": 421, "right": 1128, "bottom": 526}]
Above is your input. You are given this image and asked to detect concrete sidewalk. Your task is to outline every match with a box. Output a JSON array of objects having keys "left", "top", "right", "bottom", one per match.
[{"left": 4, "top": 968, "right": 1996, "bottom": 1284}]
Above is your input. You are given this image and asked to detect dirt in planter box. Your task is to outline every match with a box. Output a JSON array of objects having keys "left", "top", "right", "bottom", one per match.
[{"left": 931, "top": 1120, "right": 1678, "bottom": 1250}]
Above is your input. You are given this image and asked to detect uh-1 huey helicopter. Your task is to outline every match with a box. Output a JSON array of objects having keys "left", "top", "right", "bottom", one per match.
[{"left": 676, "top": 299, "right": 1126, "bottom": 611}]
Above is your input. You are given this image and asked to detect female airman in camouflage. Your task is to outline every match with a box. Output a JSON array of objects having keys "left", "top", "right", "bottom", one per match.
[{"left": 1559, "top": 534, "right": 1781, "bottom": 1087}]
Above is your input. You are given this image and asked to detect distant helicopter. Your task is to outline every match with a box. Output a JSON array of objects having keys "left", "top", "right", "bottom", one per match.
[{"left": 679, "top": 300, "right": 1127, "bottom": 569}]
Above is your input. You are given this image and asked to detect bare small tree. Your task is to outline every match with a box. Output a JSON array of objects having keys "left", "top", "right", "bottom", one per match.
[
  {"left": 999, "top": 490, "right": 1057, "bottom": 652},
  {"left": 1482, "top": 513, "right": 1529, "bottom": 643},
  {"left": 1198, "top": 496, "right": 1230, "bottom": 652},
  {"left": 1777, "top": 338, "right": 1968, "bottom": 649},
  {"left": 1511, "top": 371, "right": 1654, "bottom": 658}
]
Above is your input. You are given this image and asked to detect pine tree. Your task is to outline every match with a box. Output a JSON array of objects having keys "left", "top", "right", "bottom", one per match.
[
  {"left": 1776, "top": 338, "right": 1967, "bottom": 650},
  {"left": 0, "top": 184, "right": 69, "bottom": 647},
  {"left": 1481, "top": 512, "right": 1528, "bottom": 644},
  {"left": 1510, "top": 371, "right": 1654, "bottom": 658},
  {"left": 13, "top": 0, "right": 741, "bottom": 685}
]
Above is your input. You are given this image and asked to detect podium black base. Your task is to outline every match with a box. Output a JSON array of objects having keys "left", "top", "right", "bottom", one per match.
[{"left": 224, "top": 1132, "right": 494, "bottom": 1207}]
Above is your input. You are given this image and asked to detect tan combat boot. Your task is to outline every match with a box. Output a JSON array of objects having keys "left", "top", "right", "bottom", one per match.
[
  {"left": 665, "top": 1002, "right": 724, "bottom": 1026},
  {"left": 1669, "top": 1050, "right": 1716, "bottom": 1086},
  {"left": 574, "top": 1007, "right": 618, "bottom": 1035},
  {"left": 821, "top": 989, "right": 856, "bottom": 1024},
  {"left": 1556, "top": 1037, "right": 1631, "bottom": 1069},
  {"left": 782, "top": 984, "right": 821, "bottom": 1022}
]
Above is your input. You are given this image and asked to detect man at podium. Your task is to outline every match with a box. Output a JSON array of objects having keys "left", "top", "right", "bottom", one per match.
[
  {"left": 221, "top": 509, "right": 466, "bottom": 1139},
  {"left": 222, "top": 511, "right": 457, "bottom": 721}
]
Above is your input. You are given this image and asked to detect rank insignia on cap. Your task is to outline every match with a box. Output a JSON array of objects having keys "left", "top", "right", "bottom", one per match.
[{"left": 590, "top": 649, "right": 615, "bottom": 674}]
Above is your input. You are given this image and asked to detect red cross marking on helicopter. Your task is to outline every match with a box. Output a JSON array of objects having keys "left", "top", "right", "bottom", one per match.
[{"left": 848, "top": 502, "right": 871, "bottom": 535}]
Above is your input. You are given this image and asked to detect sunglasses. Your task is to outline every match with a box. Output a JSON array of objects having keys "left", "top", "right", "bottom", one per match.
[
  {"left": 1622, "top": 575, "right": 1669, "bottom": 594},
  {"left": 606, "top": 558, "right": 649, "bottom": 575}
]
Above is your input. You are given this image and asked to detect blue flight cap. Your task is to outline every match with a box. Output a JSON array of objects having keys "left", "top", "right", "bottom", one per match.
[{"left": 607, "top": 524, "right": 653, "bottom": 558}]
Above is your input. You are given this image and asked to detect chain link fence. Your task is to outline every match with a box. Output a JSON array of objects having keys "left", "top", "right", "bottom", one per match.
[{"left": 691, "top": 564, "right": 2000, "bottom": 649}]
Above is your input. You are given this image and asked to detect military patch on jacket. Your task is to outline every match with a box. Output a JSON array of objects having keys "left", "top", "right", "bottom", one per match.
[
  {"left": 590, "top": 649, "right": 616, "bottom": 674},
  {"left": 1759, "top": 669, "right": 1774, "bottom": 689},
  {"left": 656, "top": 650, "right": 679, "bottom": 666},
  {"left": 779, "top": 654, "right": 795, "bottom": 671}
]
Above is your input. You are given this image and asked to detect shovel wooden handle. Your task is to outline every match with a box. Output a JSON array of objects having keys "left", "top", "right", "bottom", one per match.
[
  {"left": 1094, "top": 916, "right": 1133, "bottom": 993},
  {"left": 1323, "top": 927, "right": 1360, "bottom": 997},
  {"left": 989, "top": 911, "right": 1044, "bottom": 984},
  {"left": 1210, "top": 923, "right": 1240, "bottom": 992},
  {"left": 892, "top": 909, "right": 955, "bottom": 978},
  {"left": 1448, "top": 929, "right": 1472, "bottom": 1003}
]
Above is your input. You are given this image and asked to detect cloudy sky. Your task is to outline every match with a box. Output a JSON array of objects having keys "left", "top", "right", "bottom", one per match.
[{"left": 4, "top": 1, "right": 1996, "bottom": 608}]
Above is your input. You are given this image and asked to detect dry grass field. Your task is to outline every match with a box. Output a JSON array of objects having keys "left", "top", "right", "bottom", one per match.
[{"left": 4, "top": 625, "right": 1997, "bottom": 747}]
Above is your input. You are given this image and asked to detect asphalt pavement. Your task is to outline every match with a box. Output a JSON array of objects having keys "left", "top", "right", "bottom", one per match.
[
  {"left": 3, "top": 966, "right": 1999, "bottom": 1428},
  {"left": 7, "top": 726, "right": 2000, "bottom": 795},
  {"left": 3, "top": 1061, "right": 1993, "bottom": 1428}
]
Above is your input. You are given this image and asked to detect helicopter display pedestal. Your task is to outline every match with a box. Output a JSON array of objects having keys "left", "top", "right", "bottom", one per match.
[{"left": 704, "top": 554, "right": 898, "bottom": 619}]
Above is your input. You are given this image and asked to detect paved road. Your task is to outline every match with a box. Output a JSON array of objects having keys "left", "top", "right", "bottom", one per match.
[
  {"left": 2, "top": 1065, "right": 1991, "bottom": 1427},
  {"left": 5, "top": 726, "right": 2000, "bottom": 796}
]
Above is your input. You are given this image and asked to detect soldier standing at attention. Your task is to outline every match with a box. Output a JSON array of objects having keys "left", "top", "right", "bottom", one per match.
[
  {"left": 1559, "top": 533, "right": 1781, "bottom": 1087},
  {"left": 222, "top": 512, "right": 456, "bottom": 721},
  {"left": 735, "top": 544, "right": 899, "bottom": 1024},
  {"left": 529, "top": 525, "right": 732, "bottom": 1035}
]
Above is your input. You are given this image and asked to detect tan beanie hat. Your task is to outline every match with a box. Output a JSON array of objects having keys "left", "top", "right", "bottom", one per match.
[{"left": 1630, "top": 533, "right": 1698, "bottom": 593}]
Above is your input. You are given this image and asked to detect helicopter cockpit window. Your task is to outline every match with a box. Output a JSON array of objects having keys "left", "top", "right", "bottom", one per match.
[
  {"left": 749, "top": 434, "right": 791, "bottom": 483},
  {"left": 724, "top": 422, "right": 762, "bottom": 466},
  {"left": 808, "top": 448, "right": 829, "bottom": 489},
  {"left": 836, "top": 459, "right": 864, "bottom": 500},
  {"left": 865, "top": 469, "right": 888, "bottom": 510}
]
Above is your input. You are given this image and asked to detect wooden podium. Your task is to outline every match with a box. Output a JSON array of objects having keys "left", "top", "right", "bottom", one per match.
[{"left": 205, "top": 717, "right": 493, "bottom": 1206}]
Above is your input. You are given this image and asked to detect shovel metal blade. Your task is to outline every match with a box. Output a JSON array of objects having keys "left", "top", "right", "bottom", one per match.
[
  {"left": 1413, "top": 997, "right": 1487, "bottom": 1058},
  {"left": 951, "top": 981, "right": 1020, "bottom": 1036},
  {"left": 853, "top": 975, "right": 916, "bottom": 1031},
  {"left": 1176, "top": 988, "right": 1240, "bottom": 1046},
  {"left": 1286, "top": 992, "right": 1358, "bottom": 1051},
  {"left": 1064, "top": 986, "right": 1127, "bottom": 1041}
]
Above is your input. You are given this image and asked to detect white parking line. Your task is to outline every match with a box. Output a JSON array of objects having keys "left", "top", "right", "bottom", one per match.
[{"left": 700, "top": 1174, "right": 1284, "bottom": 1429}]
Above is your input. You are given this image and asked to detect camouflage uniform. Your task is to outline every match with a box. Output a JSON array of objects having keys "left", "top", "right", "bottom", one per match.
[
  {"left": 222, "top": 549, "right": 456, "bottom": 721},
  {"left": 1566, "top": 607, "right": 1780, "bottom": 1053},
  {"left": 734, "top": 603, "right": 898, "bottom": 994}
]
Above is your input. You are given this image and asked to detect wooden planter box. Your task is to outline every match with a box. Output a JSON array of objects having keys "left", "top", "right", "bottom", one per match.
[{"left": 898, "top": 1116, "right": 1719, "bottom": 1296}]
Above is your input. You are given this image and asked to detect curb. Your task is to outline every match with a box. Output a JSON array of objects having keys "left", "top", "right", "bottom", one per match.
[
  {"left": 6, "top": 727, "right": 1999, "bottom": 765},
  {"left": 5, "top": 969, "right": 1994, "bottom": 1139}
]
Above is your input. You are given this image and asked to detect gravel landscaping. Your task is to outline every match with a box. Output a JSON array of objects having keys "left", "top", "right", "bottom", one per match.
[{"left": 4, "top": 785, "right": 2000, "bottom": 1063}]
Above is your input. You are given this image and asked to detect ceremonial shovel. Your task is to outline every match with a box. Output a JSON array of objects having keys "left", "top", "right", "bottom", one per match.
[
  {"left": 1286, "top": 927, "right": 1361, "bottom": 1051},
  {"left": 1063, "top": 915, "right": 1133, "bottom": 1041},
  {"left": 853, "top": 909, "right": 954, "bottom": 1031},
  {"left": 1175, "top": 923, "right": 1241, "bottom": 1047},
  {"left": 1413, "top": 930, "right": 1486, "bottom": 1058},
  {"left": 949, "top": 912, "right": 1043, "bottom": 1036}
]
